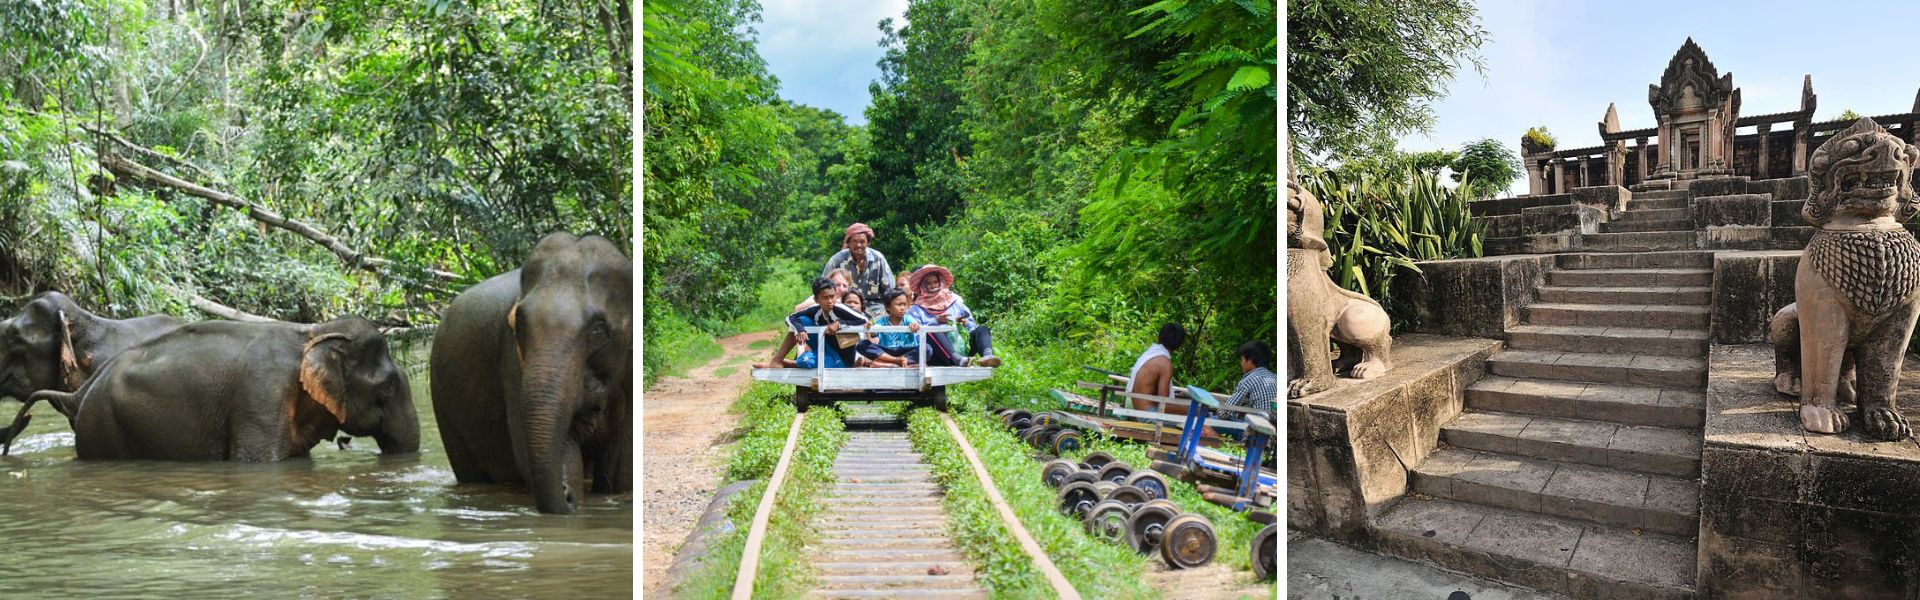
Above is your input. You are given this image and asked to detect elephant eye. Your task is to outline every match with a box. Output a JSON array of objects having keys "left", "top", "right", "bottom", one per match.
[{"left": 587, "top": 321, "right": 611, "bottom": 346}]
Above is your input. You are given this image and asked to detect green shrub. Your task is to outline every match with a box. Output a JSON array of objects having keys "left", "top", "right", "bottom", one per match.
[{"left": 1296, "top": 166, "right": 1483, "bottom": 329}]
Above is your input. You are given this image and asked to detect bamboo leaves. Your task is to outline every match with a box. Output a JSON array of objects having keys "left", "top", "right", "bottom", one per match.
[{"left": 1299, "top": 165, "right": 1482, "bottom": 327}]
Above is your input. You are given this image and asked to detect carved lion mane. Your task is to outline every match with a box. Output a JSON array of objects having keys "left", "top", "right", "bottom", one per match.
[{"left": 1804, "top": 117, "right": 1920, "bottom": 227}]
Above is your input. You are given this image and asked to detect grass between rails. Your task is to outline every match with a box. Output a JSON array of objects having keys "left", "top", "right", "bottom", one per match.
[
  {"left": 906, "top": 407, "right": 1158, "bottom": 600},
  {"left": 677, "top": 383, "right": 847, "bottom": 599}
]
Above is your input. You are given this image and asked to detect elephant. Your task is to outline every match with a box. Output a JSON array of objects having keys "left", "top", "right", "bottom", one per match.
[
  {"left": 0, "top": 317, "right": 419, "bottom": 461},
  {"left": 431, "top": 232, "right": 632, "bottom": 515},
  {"left": 0, "top": 290, "right": 181, "bottom": 403}
]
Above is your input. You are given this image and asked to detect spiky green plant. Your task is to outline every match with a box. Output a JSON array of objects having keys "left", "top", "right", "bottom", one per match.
[{"left": 1296, "top": 166, "right": 1483, "bottom": 328}]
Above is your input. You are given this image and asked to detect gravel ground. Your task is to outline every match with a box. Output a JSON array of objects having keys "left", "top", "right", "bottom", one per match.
[{"left": 641, "top": 331, "right": 775, "bottom": 598}]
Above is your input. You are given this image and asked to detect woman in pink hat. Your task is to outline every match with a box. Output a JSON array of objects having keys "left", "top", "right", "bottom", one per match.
[{"left": 907, "top": 264, "right": 1000, "bottom": 368}]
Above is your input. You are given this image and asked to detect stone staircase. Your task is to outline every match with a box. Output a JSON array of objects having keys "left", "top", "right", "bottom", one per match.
[
  {"left": 1371, "top": 249, "right": 1709, "bottom": 600},
  {"left": 1579, "top": 190, "right": 1698, "bottom": 252}
]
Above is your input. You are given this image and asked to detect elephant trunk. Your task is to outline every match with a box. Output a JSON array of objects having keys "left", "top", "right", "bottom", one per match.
[
  {"left": 522, "top": 361, "right": 585, "bottom": 515},
  {"left": 375, "top": 385, "right": 421, "bottom": 455}
]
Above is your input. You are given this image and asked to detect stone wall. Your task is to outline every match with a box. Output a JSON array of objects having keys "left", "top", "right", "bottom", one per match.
[
  {"left": 1708, "top": 251, "right": 1800, "bottom": 344},
  {"left": 1472, "top": 186, "right": 1627, "bottom": 255},
  {"left": 1287, "top": 335, "right": 1499, "bottom": 541},
  {"left": 1699, "top": 345, "right": 1920, "bottom": 599},
  {"left": 1393, "top": 254, "right": 1555, "bottom": 338}
]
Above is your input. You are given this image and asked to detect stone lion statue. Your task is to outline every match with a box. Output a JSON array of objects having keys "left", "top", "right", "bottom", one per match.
[
  {"left": 1287, "top": 180, "right": 1392, "bottom": 399},
  {"left": 1769, "top": 117, "right": 1920, "bottom": 440}
]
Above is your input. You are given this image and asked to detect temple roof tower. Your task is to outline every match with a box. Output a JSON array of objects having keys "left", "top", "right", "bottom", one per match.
[{"left": 1645, "top": 38, "right": 1740, "bottom": 180}]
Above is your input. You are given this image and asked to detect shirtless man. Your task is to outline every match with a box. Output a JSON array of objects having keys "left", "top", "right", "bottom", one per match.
[{"left": 1128, "top": 323, "right": 1187, "bottom": 414}]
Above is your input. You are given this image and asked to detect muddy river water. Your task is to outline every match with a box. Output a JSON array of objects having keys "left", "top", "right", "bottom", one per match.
[{"left": 0, "top": 345, "right": 632, "bottom": 597}]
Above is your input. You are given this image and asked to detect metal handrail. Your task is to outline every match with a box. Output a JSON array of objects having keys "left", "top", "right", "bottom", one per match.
[{"left": 802, "top": 324, "right": 960, "bottom": 389}]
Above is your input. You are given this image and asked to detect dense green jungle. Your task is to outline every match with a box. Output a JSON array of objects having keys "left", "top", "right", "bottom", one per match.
[
  {"left": 643, "top": 0, "right": 1279, "bottom": 397},
  {"left": 0, "top": 0, "right": 632, "bottom": 326},
  {"left": 0, "top": 1, "right": 634, "bottom": 596}
]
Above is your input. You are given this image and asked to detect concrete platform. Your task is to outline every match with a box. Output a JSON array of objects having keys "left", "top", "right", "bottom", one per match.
[
  {"left": 1698, "top": 345, "right": 1920, "bottom": 599},
  {"left": 1288, "top": 334, "right": 1502, "bottom": 539},
  {"left": 1289, "top": 533, "right": 1566, "bottom": 600}
]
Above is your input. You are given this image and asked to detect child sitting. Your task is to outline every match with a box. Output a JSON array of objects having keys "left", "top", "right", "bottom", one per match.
[
  {"left": 856, "top": 289, "right": 922, "bottom": 368},
  {"left": 757, "top": 277, "right": 868, "bottom": 369}
]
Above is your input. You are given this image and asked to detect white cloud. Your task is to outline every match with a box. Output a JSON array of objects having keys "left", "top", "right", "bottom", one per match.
[{"left": 755, "top": 0, "right": 909, "bottom": 123}]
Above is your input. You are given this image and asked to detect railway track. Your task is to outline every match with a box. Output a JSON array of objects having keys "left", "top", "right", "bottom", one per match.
[{"left": 732, "top": 406, "right": 1080, "bottom": 600}]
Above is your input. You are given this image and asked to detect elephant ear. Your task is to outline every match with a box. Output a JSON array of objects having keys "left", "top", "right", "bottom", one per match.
[
  {"left": 56, "top": 310, "right": 84, "bottom": 391},
  {"left": 299, "top": 332, "right": 353, "bottom": 424},
  {"left": 506, "top": 299, "right": 524, "bottom": 363}
]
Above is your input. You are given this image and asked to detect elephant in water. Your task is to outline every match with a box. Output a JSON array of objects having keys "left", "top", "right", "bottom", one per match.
[
  {"left": 432, "top": 232, "right": 632, "bottom": 514},
  {"left": 1, "top": 317, "right": 419, "bottom": 461},
  {"left": 0, "top": 291, "right": 181, "bottom": 402}
]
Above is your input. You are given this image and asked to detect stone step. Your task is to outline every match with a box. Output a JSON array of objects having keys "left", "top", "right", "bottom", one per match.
[
  {"left": 1576, "top": 231, "right": 1697, "bottom": 252},
  {"left": 1633, "top": 189, "right": 1691, "bottom": 201},
  {"left": 1601, "top": 219, "right": 1692, "bottom": 233},
  {"left": 1373, "top": 498, "right": 1695, "bottom": 600},
  {"left": 1612, "top": 207, "right": 1690, "bottom": 223},
  {"left": 1525, "top": 303, "right": 1709, "bottom": 329},
  {"left": 1506, "top": 324, "right": 1709, "bottom": 357},
  {"left": 1440, "top": 410, "right": 1701, "bottom": 478},
  {"left": 1549, "top": 268, "right": 1712, "bottom": 287},
  {"left": 1466, "top": 376, "right": 1704, "bottom": 429},
  {"left": 1628, "top": 196, "right": 1690, "bottom": 210},
  {"left": 1411, "top": 447, "right": 1698, "bottom": 538},
  {"left": 1555, "top": 251, "right": 1712, "bottom": 270},
  {"left": 1533, "top": 286, "right": 1711, "bottom": 306},
  {"left": 1487, "top": 350, "right": 1705, "bottom": 390}
]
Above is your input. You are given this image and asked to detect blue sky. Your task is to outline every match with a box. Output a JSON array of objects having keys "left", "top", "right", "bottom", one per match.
[
  {"left": 1398, "top": 0, "right": 1920, "bottom": 195},
  {"left": 754, "top": 0, "right": 907, "bottom": 125}
]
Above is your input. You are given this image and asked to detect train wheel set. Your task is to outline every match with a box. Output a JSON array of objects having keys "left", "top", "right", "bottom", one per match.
[{"left": 996, "top": 408, "right": 1275, "bottom": 578}]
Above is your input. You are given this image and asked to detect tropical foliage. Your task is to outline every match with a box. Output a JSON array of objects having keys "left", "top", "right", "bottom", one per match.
[
  {"left": 1451, "top": 137, "right": 1522, "bottom": 199},
  {"left": 1523, "top": 125, "right": 1556, "bottom": 152},
  {"left": 646, "top": 0, "right": 1278, "bottom": 390},
  {"left": 1287, "top": 0, "right": 1487, "bottom": 161},
  {"left": 1295, "top": 165, "right": 1482, "bottom": 327},
  {"left": 0, "top": 0, "right": 631, "bottom": 323}
]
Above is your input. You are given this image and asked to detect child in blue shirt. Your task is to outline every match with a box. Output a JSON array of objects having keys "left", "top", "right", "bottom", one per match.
[{"left": 857, "top": 289, "right": 922, "bottom": 367}]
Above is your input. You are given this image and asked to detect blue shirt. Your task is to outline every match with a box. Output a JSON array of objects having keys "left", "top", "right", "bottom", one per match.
[{"left": 873, "top": 314, "right": 922, "bottom": 350}]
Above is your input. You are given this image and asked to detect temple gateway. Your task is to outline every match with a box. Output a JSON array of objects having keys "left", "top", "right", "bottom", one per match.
[
  {"left": 1290, "top": 36, "right": 1920, "bottom": 599},
  {"left": 1524, "top": 38, "right": 1920, "bottom": 195}
]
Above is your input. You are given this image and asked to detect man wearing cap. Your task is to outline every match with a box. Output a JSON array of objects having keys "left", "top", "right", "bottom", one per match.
[{"left": 823, "top": 222, "right": 894, "bottom": 319}]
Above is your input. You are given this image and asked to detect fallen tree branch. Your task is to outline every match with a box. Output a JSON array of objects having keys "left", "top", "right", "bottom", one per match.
[
  {"left": 101, "top": 152, "right": 461, "bottom": 288},
  {"left": 170, "top": 286, "right": 275, "bottom": 323},
  {"left": 81, "top": 123, "right": 221, "bottom": 185}
]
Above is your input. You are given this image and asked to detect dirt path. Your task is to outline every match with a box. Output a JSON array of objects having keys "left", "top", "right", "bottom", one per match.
[{"left": 641, "top": 330, "right": 778, "bottom": 598}]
